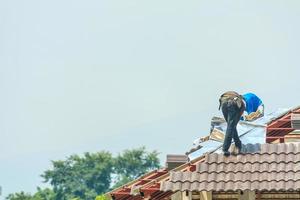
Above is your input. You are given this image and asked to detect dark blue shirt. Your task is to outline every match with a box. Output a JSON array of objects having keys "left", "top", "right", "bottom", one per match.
[{"left": 243, "top": 93, "right": 263, "bottom": 114}]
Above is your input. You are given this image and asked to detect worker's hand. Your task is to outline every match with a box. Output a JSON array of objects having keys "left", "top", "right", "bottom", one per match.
[
  {"left": 245, "top": 110, "right": 262, "bottom": 121},
  {"left": 244, "top": 113, "right": 255, "bottom": 121}
]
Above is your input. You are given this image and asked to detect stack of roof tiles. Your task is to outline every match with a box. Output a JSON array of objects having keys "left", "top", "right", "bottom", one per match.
[
  {"left": 161, "top": 143, "right": 300, "bottom": 192},
  {"left": 166, "top": 154, "right": 189, "bottom": 170},
  {"left": 291, "top": 114, "right": 300, "bottom": 130}
]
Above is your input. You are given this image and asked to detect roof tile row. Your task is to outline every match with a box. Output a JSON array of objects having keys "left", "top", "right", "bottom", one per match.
[
  {"left": 169, "top": 171, "right": 300, "bottom": 182},
  {"left": 204, "top": 152, "right": 300, "bottom": 164},
  {"left": 161, "top": 143, "right": 300, "bottom": 192},
  {"left": 161, "top": 180, "right": 300, "bottom": 191},
  {"left": 197, "top": 162, "right": 300, "bottom": 173}
]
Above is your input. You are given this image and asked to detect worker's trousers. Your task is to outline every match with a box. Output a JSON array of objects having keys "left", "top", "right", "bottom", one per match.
[{"left": 221, "top": 99, "right": 244, "bottom": 152}]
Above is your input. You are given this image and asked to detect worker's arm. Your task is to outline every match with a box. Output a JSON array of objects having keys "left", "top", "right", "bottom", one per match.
[{"left": 244, "top": 104, "right": 264, "bottom": 121}]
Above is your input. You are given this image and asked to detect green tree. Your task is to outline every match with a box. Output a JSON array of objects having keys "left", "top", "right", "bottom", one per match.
[
  {"left": 95, "top": 194, "right": 109, "bottom": 200},
  {"left": 7, "top": 147, "right": 160, "bottom": 200},
  {"left": 41, "top": 151, "right": 113, "bottom": 200},
  {"left": 6, "top": 188, "right": 56, "bottom": 200},
  {"left": 113, "top": 147, "right": 160, "bottom": 188},
  {"left": 6, "top": 192, "right": 33, "bottom": 200},
  {"left": 32, "top": 188, "right": 56, "bottom": 200}
]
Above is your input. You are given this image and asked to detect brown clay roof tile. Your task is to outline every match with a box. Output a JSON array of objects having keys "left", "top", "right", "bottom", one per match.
[{"left": 160, "top": 143, "right": 300, "bottom": 192}]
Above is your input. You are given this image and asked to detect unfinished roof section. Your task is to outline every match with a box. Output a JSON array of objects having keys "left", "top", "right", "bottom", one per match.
[
  {"left": 161, "top": 143, "right": 300, "bottom": 192},
  {"left": 266, "top": 106, "right": 300, "bottom": 143},
  {"left": 108, "top": 168, "right": 168, "bottom": 200},
  {"left": 189, "top": 106, "right": 300, "bottom": 159}
]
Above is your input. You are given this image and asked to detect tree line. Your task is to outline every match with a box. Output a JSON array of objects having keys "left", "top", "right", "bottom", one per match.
[{"left": 7, "top": 147, "right": 160, "bottom": 200}]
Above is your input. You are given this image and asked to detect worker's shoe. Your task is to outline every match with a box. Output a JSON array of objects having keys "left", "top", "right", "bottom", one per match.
[{"left": 223, "top": 151, "right": 230, "bottom": 157}]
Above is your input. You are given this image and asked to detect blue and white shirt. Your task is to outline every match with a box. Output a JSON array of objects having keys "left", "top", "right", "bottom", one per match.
[{"left": 243, "top": 93, "right": 263, "bottom": 114}]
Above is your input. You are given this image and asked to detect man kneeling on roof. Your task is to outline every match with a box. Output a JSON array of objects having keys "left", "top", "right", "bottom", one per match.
[{"left": 219, "top": 91, "right": 264, "bottom": 156}]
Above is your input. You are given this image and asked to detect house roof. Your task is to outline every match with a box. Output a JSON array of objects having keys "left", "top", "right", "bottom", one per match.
[
  {"left": 160, "top": 143, "right": 300, "bottom": 192},
  {"left": 107, "top": 106, "right": 300, "bottom": 199}
]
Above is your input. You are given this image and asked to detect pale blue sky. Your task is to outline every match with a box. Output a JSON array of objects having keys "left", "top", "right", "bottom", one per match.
[{"left": 1, "top": 0, "right": 300, "bottom": 198}]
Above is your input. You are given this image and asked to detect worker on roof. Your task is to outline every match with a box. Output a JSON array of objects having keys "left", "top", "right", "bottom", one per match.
[
  {"left": 219, "top": 91, "right": 245, "bottom": 156},
  {"left": 219, "top": 91, "right": 264, "bottom": 156}
]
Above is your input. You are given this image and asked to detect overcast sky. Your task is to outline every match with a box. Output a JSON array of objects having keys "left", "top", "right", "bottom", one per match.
[{"left": 1, "top": 0, "right": 300, "bottom": 198}]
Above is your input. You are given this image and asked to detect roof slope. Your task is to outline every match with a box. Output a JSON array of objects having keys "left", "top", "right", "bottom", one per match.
[
  {"left": 161, "top": 143, "right": 300, "bottom": 192},
  {"left": 107, "top": 106, "right": 300, "bottom": 199}
]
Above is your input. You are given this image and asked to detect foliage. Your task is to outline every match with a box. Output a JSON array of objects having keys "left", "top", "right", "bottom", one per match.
[
  {"left": 33, "top": 188, "right": 56, "bottom": 200},
  {"left": 6, "top": 147, "right": 160, "bottom": 200},
  {"left": 95, "top": 194, "right": 109, "bottom": 200},
  {"left": 113, "top": 147, "right": 160, "bottom": 188},
  {"left": 6, "top": 192, "right": 33, "bottom": 200},
  {"left": 42, "top": 151, "right": 113, "bottom": 200},
  {"left": 5, "top": 188, "right": 55, "bottom": 200}
]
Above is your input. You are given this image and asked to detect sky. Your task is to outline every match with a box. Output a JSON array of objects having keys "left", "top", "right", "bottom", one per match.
[{"left": 1, "top": 0, "right": 300, "bottom": 198}]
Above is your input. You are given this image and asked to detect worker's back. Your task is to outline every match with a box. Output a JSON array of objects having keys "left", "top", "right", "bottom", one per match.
[{"left": 219, "top": 91, "right": 244, "bottom": 111}]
